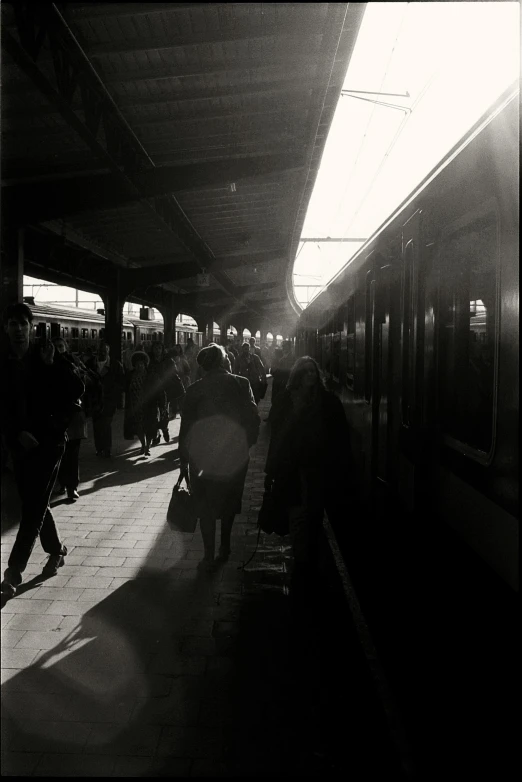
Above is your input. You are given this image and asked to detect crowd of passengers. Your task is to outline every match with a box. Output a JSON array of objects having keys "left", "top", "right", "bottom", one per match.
[{"left": 1, "top": 302, "right": 349, "bottom": 598}]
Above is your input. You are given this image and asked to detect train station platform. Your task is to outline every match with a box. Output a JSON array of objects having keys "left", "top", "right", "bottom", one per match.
[{"left": 1, "top": 384, "right": 402, "bottom": 778}]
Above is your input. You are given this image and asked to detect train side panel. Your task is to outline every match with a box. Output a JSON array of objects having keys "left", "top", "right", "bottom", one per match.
[{"left": 298, "top": 92, "right": 519, "bottom": 589}]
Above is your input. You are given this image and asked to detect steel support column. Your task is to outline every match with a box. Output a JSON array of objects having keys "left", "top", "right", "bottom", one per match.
[
  {"left": 102, "top": 273, "right": 128, "bottom": 364},
  {"left": 0, "top": 226, "right": 24, "bottom": 315}
]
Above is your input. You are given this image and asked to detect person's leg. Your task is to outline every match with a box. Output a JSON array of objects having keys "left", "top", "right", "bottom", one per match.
[
  {"left": 159, "top": 404, "right": 170, "bottom": 442},
  {"left": 92, "top": 414, "right": 103, "bottom": 454},
  {"left": 66, "top": 439, "right": 81, "bottom": 498},
  {"left": 57, "top": 441, "right": 70, "bottom": 492},
  {"left": 2, "top": 443, "right": 66, "bottom": 594},
  {"left": 138, "top": 431, "right": 146, "bottom": 454},
  {"left": 218, "top": 515, "right": 235, "bottom": 559},
  {"left": 199, "top": 515, "right": 216, "bottom": 569},
  {"left": 104, "top": 415, "right": 113, "bottom": 457}
]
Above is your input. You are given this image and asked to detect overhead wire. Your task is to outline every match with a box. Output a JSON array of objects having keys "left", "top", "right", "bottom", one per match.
[{"left": 328, "top": 3, "right": 410, "bottom": 235}]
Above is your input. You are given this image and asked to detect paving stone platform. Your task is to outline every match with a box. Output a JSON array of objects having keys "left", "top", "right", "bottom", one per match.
[{"left": 1, "top": 383, "right": 399, "bottom": 778}]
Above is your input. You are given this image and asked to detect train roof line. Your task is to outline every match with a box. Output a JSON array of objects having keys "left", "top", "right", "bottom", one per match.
[{"left": 303, "top": 82, "right": 519, "bottom": 314}]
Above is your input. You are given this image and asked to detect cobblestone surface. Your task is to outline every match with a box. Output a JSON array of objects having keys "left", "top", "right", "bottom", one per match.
[
  {"left": 1, "top": 382, "right": 399, "bottom": 778},
  {"left": 0, "top": 386, "right": 295, "bottom": 776}
]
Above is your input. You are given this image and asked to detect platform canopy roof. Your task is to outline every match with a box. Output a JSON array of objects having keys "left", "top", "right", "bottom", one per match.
[{"left": 1, "top": 2, "right": 366, "bottom": 326}]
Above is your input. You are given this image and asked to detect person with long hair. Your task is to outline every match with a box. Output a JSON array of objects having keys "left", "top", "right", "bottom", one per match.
[
  {"left": 51, "top": 337, "right": 88, "bottom": 501},
  {"left": 264, "top": 356, "right": 351, "bottom": 604},
  {"left": 123, "top": 350, "right": 150, "bottom": 455},
  {"left": 179, "top": 344, "right": 260, "bottom": 571}
]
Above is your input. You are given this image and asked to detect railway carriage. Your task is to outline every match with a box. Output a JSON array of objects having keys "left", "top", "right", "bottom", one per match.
[
  {"left": 298, "top": 86, "right": 519, "bottom": 591},
  {"left": 24, "top": 301, "right": 205, "bottom": 353}
]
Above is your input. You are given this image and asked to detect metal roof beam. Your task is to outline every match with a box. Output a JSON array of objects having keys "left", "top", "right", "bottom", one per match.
[
  {"left": 84, "top": 21, "right": 323, "bottom": 58},
  {"left": 101, "top": 55, "right": 322, "bottom": 85},
  {"left": 1, "top": 5, "right": 259, "bottom": 312},
  {"left": 3, "top": 154, "right": 303, "bottom": 224},
  {"left": 1, "top": 77, "right": 324, "bottom": 120},
  {"left": 66, "top": 4, "right": 221, "bottom": 20}
]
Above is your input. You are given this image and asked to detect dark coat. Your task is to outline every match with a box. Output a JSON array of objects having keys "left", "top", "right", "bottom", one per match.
[
  {"left": 237, "top": 352, "right": 265, "bottom": 401},
  {"left": 86, "top": 356, "right": 125, "bottom": 417},
  {"left": 0, "top": 346, "right": 85, "bottom": 447},
  {"left": 179, "top": 368, "right": 260, "bottom": 518},
  {"left": 265, "top": 387, "right": 351, "bottom": 510},
  {"left": 147, "top": 355, "right": 185, "bottom": 407}
]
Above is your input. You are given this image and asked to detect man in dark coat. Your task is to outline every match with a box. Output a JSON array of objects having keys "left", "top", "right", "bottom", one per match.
[
  {"left": 179, "top": 344, "right": 260, "bottom": 570},
  {"left": 0, "top": 302, "right": 85, "bottom": 597},
  {"left": 265, "top": 356, "right": 351, "bottom": 601},
  {"left": 86, "top": 340, "right": 125, "bottom": 458}
]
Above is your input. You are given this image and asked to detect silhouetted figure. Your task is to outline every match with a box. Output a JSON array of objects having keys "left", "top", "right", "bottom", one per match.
[
  {"left": 264, "top": 356, "right": 350, "bottom": 606},
  {"left": 237, "top": 342, "right": 266, "bottom": 404},
  {"left": 86, "top": 340, "right": 125, "bottom": 458},
  {"left": 123, "top": 350, "right": 150, "bottom": 455},
  {"left": 0, "top": 303, "right": 84, "bottom": 598},
  {"left": 52, "top": 337, "right": 88, "bottom": 501},
  {"left": 179, "top": 344, "right": 260, "bottom": 570}
]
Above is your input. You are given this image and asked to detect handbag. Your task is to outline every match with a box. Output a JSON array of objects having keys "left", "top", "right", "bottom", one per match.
[
  {"left": 167, "top": 470, "right": 198, "bottom": 533},
  {"left": 257, "top": 484, "right": 289, "bottom": 536}
]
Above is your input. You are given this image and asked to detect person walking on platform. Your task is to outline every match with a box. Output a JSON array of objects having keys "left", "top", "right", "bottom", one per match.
[
  {"left": 146, "top": 342, "right": 184, "bottom": 445},
  {"left": 264, "top": 356, "right": 350, "bottom": 605},
  {"left": 52, "top": 337, "right": 90, "bottom": 501},
  {"left": 237, "top": 342, "right": 266, "bottom": 404},
  {"left": 267, "top": 340, "right": 294, "bottom": 421},
  {"left": 184, "top": 337, "right": 199, "bottom": 385},
  {"left": 123, "top": 350, "right": 151, "bottom": 455},
  {"left": 86, "top": 340, "right": 125, "bottom": 458},
  {"left": 170, "top": 344, "right": 191, "bottom": 392},
  {"left": 179, "top": 344, "right": 260, "bottom": 571},
  {"left": 0, "top": 303, "right": 85, "bottom": 598}
]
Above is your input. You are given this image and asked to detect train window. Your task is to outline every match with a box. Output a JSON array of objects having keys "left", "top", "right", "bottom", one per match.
[
  {"left": 81, "top": 329, "right": 88, "bottom": 339},
  {"left": 91, "top": 329, "right": 97, "bottom": 339},
  {"left": 364, "top": 271, "right": 374, "bottom": 403},
  {"left": 71, "top": 328, "right": 79, "bottom": 338},
  {"left": 127, "top": 332, "right": 132, "bottom": 341},
  {"left": 438, "top": 212, "right": 498, "bottom": 456},
  {"left": 402, "top": 242, "right": 415, "bottom": 426}
]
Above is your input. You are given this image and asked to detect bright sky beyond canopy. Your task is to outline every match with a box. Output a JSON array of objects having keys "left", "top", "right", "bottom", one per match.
[{"left": 293, "top": 2, "right": 520, "bottom": 308}]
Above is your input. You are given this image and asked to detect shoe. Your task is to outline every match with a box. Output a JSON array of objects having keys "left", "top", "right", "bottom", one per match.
[
  {"left": 42, "top": 549, "right": 67, "bottom": 577},
  {"left": 1, "top": 567, "right": 22, "bottom": 598},
  {"left": 139, "top": 446, "right": 146, "bottom": 455},
  {"left": 216, "top": 546, "right": 231, "bottom": 562},
  {"left": 197, "top": 557, "right": 216, "bottom": 573},
  {"left": 67, "top": 489, "right": 80, "bottom": 501},
  {"left": 145, "top": 449, "right": 151, "bottom": 457},
  {"left": 152, "top": 436, "right": 161, "bottom": 447},
  {"left": 163, "top": 431, "right": 170, "bottom": 443}
]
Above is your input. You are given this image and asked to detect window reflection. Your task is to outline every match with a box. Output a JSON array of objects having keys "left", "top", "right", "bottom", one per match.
[{"left": 439, "top": 214, "right": 497, "bottom": 454}]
